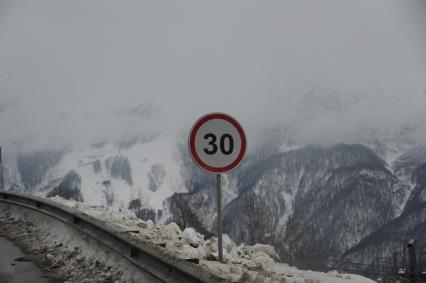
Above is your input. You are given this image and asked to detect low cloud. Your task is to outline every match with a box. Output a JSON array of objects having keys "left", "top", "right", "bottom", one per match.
[{"left": 0, "top": 0, "right": 425, "bottom": 153}]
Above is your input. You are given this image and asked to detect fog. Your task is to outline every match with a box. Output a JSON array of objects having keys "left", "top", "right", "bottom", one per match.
[{"left": 0, "top": 0, "right": 425, "bottom": 152}]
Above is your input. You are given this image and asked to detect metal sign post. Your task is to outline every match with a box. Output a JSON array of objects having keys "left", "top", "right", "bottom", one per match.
[
  {"left": 216, "top": 174, "right": 223, "bottom": 262},
  {"left": 188, "top": 113, "right": 246, "bottom": 263},
  {"left": 0, "top": 147, "right": 4, "bottom": 191}
]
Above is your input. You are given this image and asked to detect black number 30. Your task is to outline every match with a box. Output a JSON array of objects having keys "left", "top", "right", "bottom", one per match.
[{"left": 203, "top": 133, "right": 234, "bottom": 155}]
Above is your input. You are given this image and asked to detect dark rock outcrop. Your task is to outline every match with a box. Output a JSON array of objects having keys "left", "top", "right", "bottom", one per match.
[
  {"left": 7, "top": 183, "right": 24, "bottom": 193},
  {"left": 17, "top": 151, "right": 64, "bottom": 191},
  {"left": 105, "top": 156, "right": 132, "bottom": 185},
  {"left": 93, "top": 160, "right": 102, "bottom": 174},
  {"left": 148, "top": 163, "right": 166, "bottom": 192},
  {"left": 47, "top": 170, "right": 83, "bottom": 202}
]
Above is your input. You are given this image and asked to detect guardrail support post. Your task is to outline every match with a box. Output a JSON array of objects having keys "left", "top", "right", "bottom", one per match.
[{"left": 73, "top": 216, "right": 80, "bottom": 224}]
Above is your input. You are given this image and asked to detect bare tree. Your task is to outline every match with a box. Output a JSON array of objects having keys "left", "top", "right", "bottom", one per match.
[
  {"left": 128, "top": 191, "right": 157, "bottom": 222},
  {"left": 128, "top": 198, "right": 141, "bottom": 212},
  {"left": 102, "top": 180, "right": 113, "bottom": 206},
  {"left": 167, "top": 182, "right": 196, "bottom": 229},
  {"left": 242, "top": 190, "right": 266, "bottom": 245}
]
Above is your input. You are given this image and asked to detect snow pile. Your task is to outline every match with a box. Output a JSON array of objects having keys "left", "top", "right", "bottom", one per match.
[
  {"left": 49, "top": 196, "right": 375, "bottom": 283},
  {"left": 0, "top": 216, "right": 123, "bottom": 283}
]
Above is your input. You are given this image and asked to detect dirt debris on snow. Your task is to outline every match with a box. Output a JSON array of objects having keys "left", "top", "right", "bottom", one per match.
[
  {"left": 47, "top": 196, "right": 375, "bottom": 283},
  {"left": 0, "top": 216, "right": 123, "bottom": 283}
]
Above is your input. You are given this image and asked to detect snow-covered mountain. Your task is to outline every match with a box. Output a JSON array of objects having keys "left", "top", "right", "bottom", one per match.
[
  {"left": 342, "top": 147, "right": 426, "bottom": 270},
  {"left": 3, "top": 133, "right": 185, "bottom": 222},
  {"left": 166, "top": 136, "right": 425, "bottom": 276},
  {"left": 2, "top": 127, "right": 426, "bottom": 277}
]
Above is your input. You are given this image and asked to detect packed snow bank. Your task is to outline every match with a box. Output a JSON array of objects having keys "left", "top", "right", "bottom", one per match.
[
  {"left": 0, "top": 216, "right": 124, "bottom": 283},
  {"left": 49, "top": 196, "right": 376, "bottom": 283}
]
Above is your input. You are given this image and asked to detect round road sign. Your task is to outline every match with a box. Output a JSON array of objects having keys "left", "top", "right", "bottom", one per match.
[{"left": 188, "top": 113, "right": 246, "bottom": 174}]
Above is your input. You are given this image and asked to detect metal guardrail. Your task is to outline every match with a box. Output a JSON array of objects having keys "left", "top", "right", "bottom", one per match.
[{"left": 0, "top": 191, "right": 229, "bottom": 283}]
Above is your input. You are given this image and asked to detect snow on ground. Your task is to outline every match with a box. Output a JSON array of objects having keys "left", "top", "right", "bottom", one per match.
[
  {"left": 49, "top": 196, "right": 376, "bottom": 283},
  {"left": 0, "top": 216, "right": 123, "bottom": 283}
]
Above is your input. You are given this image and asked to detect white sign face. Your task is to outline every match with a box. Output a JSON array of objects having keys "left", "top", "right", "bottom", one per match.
[{"left": 188, "top": 113, "right": 246, "bottom": 174}]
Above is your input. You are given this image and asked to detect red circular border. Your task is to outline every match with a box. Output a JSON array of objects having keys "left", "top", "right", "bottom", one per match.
[{"left": 188, "top": 113, "right": 247, "bottom": 174}]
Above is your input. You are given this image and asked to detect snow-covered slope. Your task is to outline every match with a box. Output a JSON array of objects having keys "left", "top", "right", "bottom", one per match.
[
  {"left": 342, "top": 147, "right": 426, "bottom": 271},
  {"left": 220, "top": 144, "right": 409, "bottom": 268},
  {"left": 5, "top": 133, "right": 186, "bottom": 222}
]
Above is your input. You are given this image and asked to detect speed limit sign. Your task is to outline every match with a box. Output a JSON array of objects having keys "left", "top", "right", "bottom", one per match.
[
  {"left": 188, "top": 113, "right": 246, "bottom": 263},
  {"left": 188, "top": 113, "right": 247, "bottom": 174}
]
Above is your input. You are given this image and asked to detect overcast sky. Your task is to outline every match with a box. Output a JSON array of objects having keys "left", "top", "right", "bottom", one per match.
[{"left": 0, "top": 0, "right": 425, "bottom": 152}]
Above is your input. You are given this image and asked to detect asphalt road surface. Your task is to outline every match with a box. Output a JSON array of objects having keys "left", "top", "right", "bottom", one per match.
[{"left": 0, "top": 236, "right": 54, "bottom": 283}]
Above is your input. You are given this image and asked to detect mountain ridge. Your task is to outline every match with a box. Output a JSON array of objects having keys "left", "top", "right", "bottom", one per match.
[{"left": 1, "top": 136, "right": 424, "bottom": 274}]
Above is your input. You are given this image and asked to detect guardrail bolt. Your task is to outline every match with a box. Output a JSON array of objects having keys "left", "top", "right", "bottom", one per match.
[{"left": 130, "top": 247, "right": 139, "bottom": 258}]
